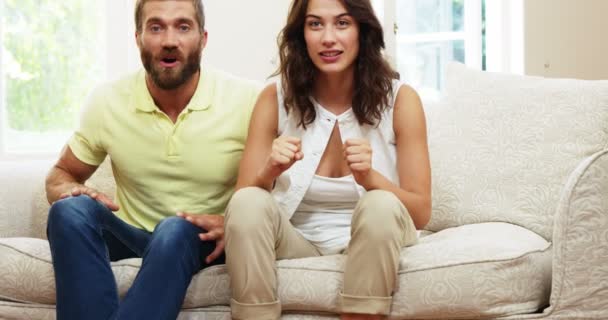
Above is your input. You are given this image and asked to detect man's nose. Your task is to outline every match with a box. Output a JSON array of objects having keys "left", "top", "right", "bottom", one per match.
[{"left": 161, "top": 28, "right": 179, "bottom": 48}]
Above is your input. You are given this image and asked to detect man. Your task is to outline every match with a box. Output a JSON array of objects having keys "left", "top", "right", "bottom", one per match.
[{"left": 45, "top": 1, "right": 259, "bottom": 319}]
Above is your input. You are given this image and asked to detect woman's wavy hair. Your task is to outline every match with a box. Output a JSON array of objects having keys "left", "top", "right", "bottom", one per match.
[{"left": 274, "top": 0, "right": 398, "bottom": 127}]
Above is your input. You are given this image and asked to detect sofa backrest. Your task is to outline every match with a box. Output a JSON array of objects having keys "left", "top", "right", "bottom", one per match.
[{"left": 424, "top": 63, "right": 608, "bottom": 240}]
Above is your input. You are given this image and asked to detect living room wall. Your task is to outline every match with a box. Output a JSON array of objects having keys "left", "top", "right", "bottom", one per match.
[
  {"left": 524, "top": 0, "right": 608, "bottom": 79},
  {"left": 202, "top": 1, "right": 291, "bottom": 82}
]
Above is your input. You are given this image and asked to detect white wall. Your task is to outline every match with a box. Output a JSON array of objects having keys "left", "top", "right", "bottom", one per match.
[
  {"left": 111, "top": 0, "right": 291, "bottom": 82},
  {"left": 524, "top": 0, "right": 608, "bottom": 80},
  {"left": 202, "top": 1, "right": 291, "bottom": 81}
]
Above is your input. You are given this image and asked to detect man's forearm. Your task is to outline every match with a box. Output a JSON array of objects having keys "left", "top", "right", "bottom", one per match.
[{"left": 45, "top": 166, "right": 84, "bottom": 204}]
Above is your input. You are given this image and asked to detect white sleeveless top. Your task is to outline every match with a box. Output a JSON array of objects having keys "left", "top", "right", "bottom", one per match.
[
  {"left": 271, "top": 80, "right": 404, "bottom": 253},
  {"left": 291, "top": 174, "right": 359, "bottom": 255}
]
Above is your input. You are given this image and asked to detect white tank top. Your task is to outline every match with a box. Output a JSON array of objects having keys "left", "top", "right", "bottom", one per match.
[{"left": 291, "top": 174, "right": 360, "bottom": 255}]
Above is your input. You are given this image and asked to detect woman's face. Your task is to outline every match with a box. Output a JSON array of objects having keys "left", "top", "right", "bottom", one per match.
[{"left": 303, "top": 0, "right": 360, "bottom": 76}]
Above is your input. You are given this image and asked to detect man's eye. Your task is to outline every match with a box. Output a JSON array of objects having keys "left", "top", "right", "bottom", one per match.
[
  {"left": 179, "top": 25, "right": 191, "bottom": 32},
  {"left": 150, "top": 25, "right": 162, "bottom": 32}
]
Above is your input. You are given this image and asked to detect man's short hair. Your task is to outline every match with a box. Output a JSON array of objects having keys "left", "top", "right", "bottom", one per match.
[{"left": 135, "top": 0, "right": 205, "bottom": 34}]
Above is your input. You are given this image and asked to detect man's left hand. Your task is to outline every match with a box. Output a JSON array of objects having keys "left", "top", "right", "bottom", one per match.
[{"left": 176, "top": 212, "right": 225, "bottom": 264}]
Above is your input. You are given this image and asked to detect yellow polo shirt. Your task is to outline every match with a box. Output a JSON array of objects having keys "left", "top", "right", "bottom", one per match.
[{"left": 69, "top": 67, "right": 260, "bottom": 231}]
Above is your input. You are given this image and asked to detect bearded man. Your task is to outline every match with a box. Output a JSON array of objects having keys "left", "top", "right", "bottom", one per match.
[{"left": 45, "top": 1, "right": 259, "bottom": 319}]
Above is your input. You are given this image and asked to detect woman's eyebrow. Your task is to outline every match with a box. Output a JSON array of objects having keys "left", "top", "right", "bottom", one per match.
[{"left": 305, "top": 12, "right": 351, "bottom": 19}]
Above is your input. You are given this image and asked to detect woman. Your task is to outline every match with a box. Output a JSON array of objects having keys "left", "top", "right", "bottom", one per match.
[{"left": 224, "top": 0, "right": 431, "bottom": 319}]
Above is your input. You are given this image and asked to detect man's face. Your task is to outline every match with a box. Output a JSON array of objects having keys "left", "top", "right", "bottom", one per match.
[{"left": 137, "top": 1, "right": 207, "bottom": 90}]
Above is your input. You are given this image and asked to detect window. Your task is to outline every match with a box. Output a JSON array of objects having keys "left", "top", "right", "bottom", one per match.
[
  {"left": 0, "top": 0, "right": 138, "bottom": 158},
  {"left": 376, "top": 0, "right": 523, "bottom": 100},
  {"left": 1, "top": 1, "right": 106, "bottom": 156},
  {"left": 387, "top": 0, "right": 482, "bottom": 100}
]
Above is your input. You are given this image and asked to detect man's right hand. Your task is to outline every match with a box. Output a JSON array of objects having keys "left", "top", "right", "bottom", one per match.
[
  {"left": 259, "top": 136, "right": 304, "bottom": 183},
  {"left": 59, "top": 186, "right": 119, "bottom": 211}
]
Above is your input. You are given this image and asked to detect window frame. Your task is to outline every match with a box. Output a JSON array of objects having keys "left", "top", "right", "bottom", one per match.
[
  {"left": 0, "top": 0, "right": 6, "bottom": 159},
  {"left": 485, "top": 0, "right": 524, "bottom": 74}
]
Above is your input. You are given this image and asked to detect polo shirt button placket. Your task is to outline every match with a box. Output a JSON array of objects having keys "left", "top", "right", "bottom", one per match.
[
  {"left": 168, "top": 139, "right": 177, "bottom": 157},
  {"left": 168, "top": 126, "right": 178, "bottom": 157}
]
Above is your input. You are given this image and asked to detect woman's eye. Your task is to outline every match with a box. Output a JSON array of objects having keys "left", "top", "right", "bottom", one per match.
[{"left": 308, "top": 21, "right": 322, "bottom": 28}]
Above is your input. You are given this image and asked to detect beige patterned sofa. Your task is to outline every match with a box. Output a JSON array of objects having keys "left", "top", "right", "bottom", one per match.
[{"left": 1, "top": 63, "right": 607, "bottom": 319}]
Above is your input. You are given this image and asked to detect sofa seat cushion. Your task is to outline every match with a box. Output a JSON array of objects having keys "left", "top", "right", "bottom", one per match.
[{"left": 0, "top": 222, "right": 551, "bottom": 319}]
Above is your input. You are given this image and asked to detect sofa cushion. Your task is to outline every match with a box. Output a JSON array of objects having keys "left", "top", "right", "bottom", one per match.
[
  {"left": 425, "top": 63, "right": 608, "bottom": 240},
  {"left": 0, "top": 222, "right": 551, "bottom": 319}
]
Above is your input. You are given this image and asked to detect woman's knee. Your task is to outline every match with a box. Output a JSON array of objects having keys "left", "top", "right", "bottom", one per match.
[
  {"left": 225, "top": 187, "right": 277, "bottom": 236},
  {"left": 227, "top": 187, "right": 272, "bottom": 213},
  {"left": 357, "top": 190, "right": 403, "bottom": 218},
  {"left": 352, "top": 190, "right": 406, "bottom": 241}
]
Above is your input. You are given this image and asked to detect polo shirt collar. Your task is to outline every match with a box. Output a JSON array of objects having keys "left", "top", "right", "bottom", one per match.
[{"left": 131, "top": 67, "right": 215, "bottom": 113}]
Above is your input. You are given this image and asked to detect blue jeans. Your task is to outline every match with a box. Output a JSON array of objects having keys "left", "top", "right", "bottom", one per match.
[{"left": 47, "top": 195, "right": 224, "bottom": 320}]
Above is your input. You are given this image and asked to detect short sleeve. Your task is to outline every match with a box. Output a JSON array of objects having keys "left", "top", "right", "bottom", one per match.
[{"left": 68, "top": 87, "right": 107, "bottom": 166}]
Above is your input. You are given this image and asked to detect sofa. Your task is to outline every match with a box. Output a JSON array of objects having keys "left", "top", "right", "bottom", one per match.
[{"left": 1, "top": 63, "right": 607, "bottom": 319}]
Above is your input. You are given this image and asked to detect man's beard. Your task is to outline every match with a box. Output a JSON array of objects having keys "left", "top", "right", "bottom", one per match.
[{"left": 141, "top": 45, "right": 202, "bottom": 90}]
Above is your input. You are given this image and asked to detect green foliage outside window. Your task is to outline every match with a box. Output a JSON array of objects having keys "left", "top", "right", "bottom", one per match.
[{"left": 2, "top": 0, "right": 105, "bottom": 131}]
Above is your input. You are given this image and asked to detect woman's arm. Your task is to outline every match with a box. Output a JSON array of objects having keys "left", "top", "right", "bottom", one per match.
[
  {"left": 388, "top": 84, "right": 431, "bottom": 229},
  {"left": 346, "top": 85, "right": 431, "bottom": 229},
  {"left": 236, "top": 83, "right": 303, "bottom": 191}
]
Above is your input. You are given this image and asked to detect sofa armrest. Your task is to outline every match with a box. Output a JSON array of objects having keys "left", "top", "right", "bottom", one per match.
[
  {"left": 0, "top": 159, "right": 54, "bottom": 239},
  {"left": 545, "top": 149, "right": 608, "bottom": 319},
  {"left": 0, "top": 158, "right": 115, "bottom": 240}
]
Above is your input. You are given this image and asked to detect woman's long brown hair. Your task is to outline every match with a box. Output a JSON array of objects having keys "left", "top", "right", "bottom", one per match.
[{"left": 274, "top": 0, "right": 398, "bottom": 128}]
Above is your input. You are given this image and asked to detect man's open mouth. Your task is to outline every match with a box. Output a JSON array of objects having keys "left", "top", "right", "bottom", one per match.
[{"left": 162, "top": 58, "right": 178, "bottom": 64}]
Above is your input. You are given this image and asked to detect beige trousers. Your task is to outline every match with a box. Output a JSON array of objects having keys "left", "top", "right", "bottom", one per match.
[{"left": 225, "top": 187, "right": 418, "bottom": 320}]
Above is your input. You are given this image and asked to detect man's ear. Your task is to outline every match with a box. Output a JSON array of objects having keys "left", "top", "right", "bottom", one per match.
[
  {"left": 201, "top": 30, "right": 208, "bottom": 50},
  {"left": 135, "top": 31, "right": 142, "bottom": 49}
]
